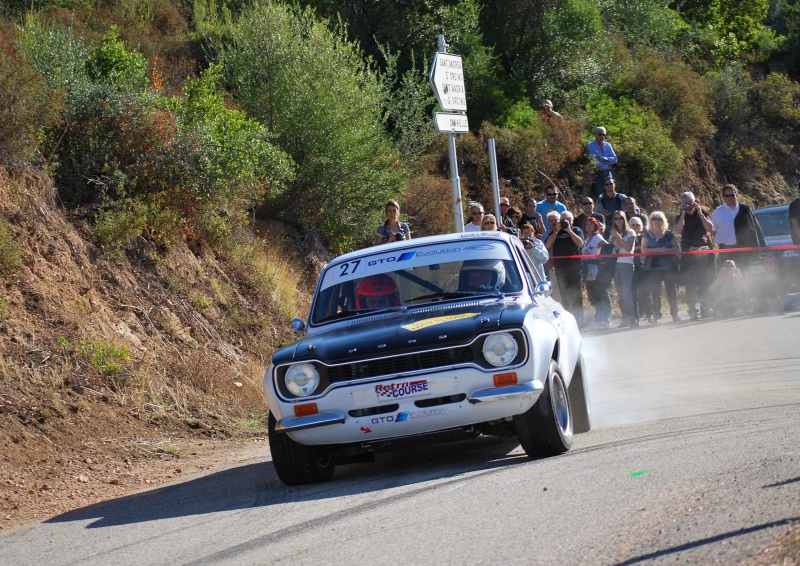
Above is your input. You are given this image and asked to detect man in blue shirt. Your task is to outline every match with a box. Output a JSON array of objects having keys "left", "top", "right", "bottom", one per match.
[
  {"left": 537, "top": 184, "right": 567, "bottom": 218},
  {"left": 586, "top": 126, "right": 618, "bottom": 197}
]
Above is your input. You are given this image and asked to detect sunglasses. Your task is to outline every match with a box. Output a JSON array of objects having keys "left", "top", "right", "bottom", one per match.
[
  {"left": 582, "top": 201, "right": 593, "bottom": 205},
  {"left": 603, "top": 182, "right": 614, "bottom": 186},
  {"left": 500, "top": 203, "right": 509, "bottom": 207},
  {"left": 546, "top": 193, "right": 557, "bottom": 197},
  {"left": 652, "top": 218, "right": 664, "bottom": 222},
  {"left": 723, "top": 193, "right": 735, "bottom": 197},
  {"left": 598, "top": 133, "right": 606, "bottom": 137},
  {"left": 483, "top": 221, "right": 496, "bottom": 225},
  {"left": 512, "top": 215, "right": 520, "bottom": 219},
  {"left": 472, "top": 211, "right": 483, "bottom": 215},
  {"left": 614, "top": 216, "right": 624, "bottom": 220}
]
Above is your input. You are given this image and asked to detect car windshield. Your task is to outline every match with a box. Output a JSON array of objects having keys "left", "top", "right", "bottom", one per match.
[
  {"left": 310, "top": 239, "right": 526, "bottom": 325},
  {"left": 755, "top": 209, "right": 789, "bottom": 238}
]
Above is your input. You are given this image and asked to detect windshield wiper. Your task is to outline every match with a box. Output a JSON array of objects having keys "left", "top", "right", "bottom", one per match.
[{"left": 406, "top": 291, "right": 502, "bottom": 303}]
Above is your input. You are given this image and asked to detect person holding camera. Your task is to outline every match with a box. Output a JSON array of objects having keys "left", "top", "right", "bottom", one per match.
[
  {"left": 520, "top": 223, "right": 549, "bottom": 281},
  {"left": 674, "top": 191, "right": 714, "bottom": 319},
  {"left": 581, "top": 217, "right": 612, "bottom": 329},
  {"left": 375, "top": 200, "right": 411, "bottom": 245},
  {"left": 545, "top": 211, "right": 585, "bottom": 327}
]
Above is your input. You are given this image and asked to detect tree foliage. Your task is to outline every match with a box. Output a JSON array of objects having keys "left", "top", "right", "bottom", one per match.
[{"left": 218, "top": 1, "right": 407, "bottom": 253}]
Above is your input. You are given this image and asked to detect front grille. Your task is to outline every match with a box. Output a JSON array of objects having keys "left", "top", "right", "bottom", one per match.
[{"left": 327, "top": 344, "right": 477, "bottom": 383}]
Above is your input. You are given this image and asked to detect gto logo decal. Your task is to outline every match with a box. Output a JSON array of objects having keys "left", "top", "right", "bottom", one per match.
[
  {"left": 375, "top": 380, "right": 429, "bottom": 399},
  {"left": 371, "top": 409, "right": 445, "bottom": 424}
]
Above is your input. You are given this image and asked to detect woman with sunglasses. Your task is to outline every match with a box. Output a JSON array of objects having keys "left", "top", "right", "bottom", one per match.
[
  {"left": 641, "top": 211, "right": 680, "bottom": 323},
  {"left": 481, "top": 214, "right": 499, "bottom": 231},
  {"left": 610, "top": 211, "right": 637, "bottom": 327}
]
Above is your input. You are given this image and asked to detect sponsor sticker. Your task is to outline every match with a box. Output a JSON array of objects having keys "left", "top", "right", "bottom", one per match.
[
  {"left": 375, "top": 379, "right": 430, "bottom": 400},
  {"left": 401, "top": 313, "right": 478, "bottom": 331},
  {"left": 371, "top": 408, "right": 446, "bottom": 424}
]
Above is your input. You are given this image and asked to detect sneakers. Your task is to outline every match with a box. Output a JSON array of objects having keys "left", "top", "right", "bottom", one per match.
[
  {"left": 671, "top": 311, "right": 680, "bottom": 323},
  {"left": 688, "top": 308, "right": 699, "bottom": 320}
]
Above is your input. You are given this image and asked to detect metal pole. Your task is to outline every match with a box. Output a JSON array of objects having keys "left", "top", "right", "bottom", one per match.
[
  {"left": 488, "top": 139, "right": 501, "bottom": 221},
  {"left": 437, "top": 35, "right": 465, "bottom": 233},
  {"left": 448, "top": 132, "right": 464, "bottom": 231}
]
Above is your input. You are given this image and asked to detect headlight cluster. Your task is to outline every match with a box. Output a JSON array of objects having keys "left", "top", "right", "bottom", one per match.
[
  {"left": 482, "top": 332, "right": 519, "bottom": 367},
  {"left": 284, "top": 363, "right": 320, "bottom": 397}
]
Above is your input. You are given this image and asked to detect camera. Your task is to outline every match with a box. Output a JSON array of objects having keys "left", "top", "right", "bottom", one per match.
[
  {"left": 682, "top": 203, "right": 693, "bottom": 210},
  {"left": 521, "top": 237, "right": 533, "bottom": 247},
  {"left": 560, "top": 219, "right": 570, "bottom": 229},
  {"left": 394, "top": 232, "right": 405, "bottom": 241}
]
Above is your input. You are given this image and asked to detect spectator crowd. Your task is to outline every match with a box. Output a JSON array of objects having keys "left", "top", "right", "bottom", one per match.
[{"left": 375, "top": 124, "right": 800, "bottom": 329}]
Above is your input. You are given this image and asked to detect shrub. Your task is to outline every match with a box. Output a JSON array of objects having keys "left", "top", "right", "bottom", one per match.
[
  {"left": 218, "top": 1, "right": 408, "bottom": 254},
  {"left": 586, "top": 93, "right": 684, "bottom": 187}
]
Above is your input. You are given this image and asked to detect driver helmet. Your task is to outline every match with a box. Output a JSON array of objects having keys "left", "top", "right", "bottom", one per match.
[
  {"left": 356, "top": 274, "right": 400, "bottom": 309},
  {"left": 459, "top": 259, "right": 506, "bottom": 292}
]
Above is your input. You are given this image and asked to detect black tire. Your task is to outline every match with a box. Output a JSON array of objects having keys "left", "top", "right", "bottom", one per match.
[
  {"left": 268, "top": 412, "right": 335, "bottom": 486},
  {"left": 568, "top": 353, "right": 592, "bottom": 434},
  {"left": 514, "top": 360, "right": 573, "bottom": 457}
]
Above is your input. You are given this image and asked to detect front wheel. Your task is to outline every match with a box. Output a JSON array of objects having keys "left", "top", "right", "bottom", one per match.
[
  {"left": 514, "top": 360, "right": 573, "bottom": 457},
  {"left": 268, "top": 412, "right": 335, "bottom": 486}
]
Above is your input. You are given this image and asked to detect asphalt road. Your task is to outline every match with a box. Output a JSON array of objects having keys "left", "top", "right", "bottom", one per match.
[{"left": 1, "top": 312, "right": 799, "bottom": 565}]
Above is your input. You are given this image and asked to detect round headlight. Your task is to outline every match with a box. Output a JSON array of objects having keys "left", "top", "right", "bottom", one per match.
[
  {"left": 284, "top": 364, "right": 320, "bottom": 396},
  {"left": 482, "top": 333, "right": 518, "bottom": 367}
]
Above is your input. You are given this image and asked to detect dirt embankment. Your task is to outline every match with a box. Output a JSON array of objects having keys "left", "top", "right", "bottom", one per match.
[{"left": 0, "top": 169, "right": 324, "bottom": 531}]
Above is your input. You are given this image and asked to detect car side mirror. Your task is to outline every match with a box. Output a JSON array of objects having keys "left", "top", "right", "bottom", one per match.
[
  {"left": 535, "top": 280, "right": 552, "bottom": 298},
  {"left": 291, "top": 317, "right": 307, "bottom": 337}
]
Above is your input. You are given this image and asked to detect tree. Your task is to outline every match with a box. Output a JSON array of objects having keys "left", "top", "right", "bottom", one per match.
[{"left": 218, "top": 1, "right": 408, "bottom": 253}]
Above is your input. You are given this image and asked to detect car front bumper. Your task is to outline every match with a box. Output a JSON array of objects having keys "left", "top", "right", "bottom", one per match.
[{"left": 267, "top": 366, "right": 544, "bottom": 446}]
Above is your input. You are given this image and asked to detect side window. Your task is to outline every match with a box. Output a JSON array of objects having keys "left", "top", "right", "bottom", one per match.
[{"left": 512, "top": 244, "right": 540, "bottom": 289}]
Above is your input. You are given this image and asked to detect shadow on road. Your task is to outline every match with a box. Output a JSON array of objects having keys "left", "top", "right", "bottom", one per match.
[
  {"left": 615, "top": 516, "right": 800, "bottom": 565},
  {"left": 44, "top": 435, "right": 528, "bottom": 529}
]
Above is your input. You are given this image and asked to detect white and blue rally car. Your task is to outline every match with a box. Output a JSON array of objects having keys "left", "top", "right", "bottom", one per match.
[{"left": 263, "top": 231, "right": 591, "bottom": 485}]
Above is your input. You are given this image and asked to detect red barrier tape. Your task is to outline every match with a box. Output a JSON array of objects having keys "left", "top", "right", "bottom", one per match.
[{"left": 549, "top": 244, "right": 800, "bottom": 260}]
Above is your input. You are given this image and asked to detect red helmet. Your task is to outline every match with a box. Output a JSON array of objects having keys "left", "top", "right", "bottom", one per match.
[{"left": 356, "top": 275, "right": 400, "bottom": 309}]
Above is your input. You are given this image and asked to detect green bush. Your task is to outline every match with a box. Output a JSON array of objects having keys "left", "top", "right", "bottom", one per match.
[
  {"left": 586, "top": 93, "right": 684, "bottom": 187},
  {"left": 218, "top": 1, "right": 408, "bottom": 254}
]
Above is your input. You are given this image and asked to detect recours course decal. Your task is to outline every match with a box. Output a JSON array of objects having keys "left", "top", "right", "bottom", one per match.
[{"left": 375, "top": 379, "right": 430, "bottom": 400}]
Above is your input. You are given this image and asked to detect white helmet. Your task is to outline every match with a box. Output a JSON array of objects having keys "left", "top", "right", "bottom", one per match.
[{"left": 459, "top": 259, "right": 506, "bottom": 292}]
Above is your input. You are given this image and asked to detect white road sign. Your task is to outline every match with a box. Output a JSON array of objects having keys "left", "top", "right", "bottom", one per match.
[
  {"left": 429, "top": 52, "right": 467, "bottom": 112},
  {"left": 434, "top": 112, "right": 469, "bottom": 133}
]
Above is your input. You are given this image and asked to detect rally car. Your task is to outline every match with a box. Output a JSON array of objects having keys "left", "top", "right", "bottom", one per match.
[{"left": 263, "top": 231, "right": 591, "bottom": 485}]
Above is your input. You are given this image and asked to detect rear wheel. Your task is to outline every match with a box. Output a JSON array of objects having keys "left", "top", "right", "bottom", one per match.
[
  {"left": 514, "top": 360, "right": 573, "bottom": 457},
  {"left": 268, "top": 412, "right": 335, "bottom": 486}
]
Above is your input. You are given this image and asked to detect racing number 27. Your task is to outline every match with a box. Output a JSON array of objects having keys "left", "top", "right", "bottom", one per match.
[{"left": 338, "top": 260, "right": 361, "bottom": 278}]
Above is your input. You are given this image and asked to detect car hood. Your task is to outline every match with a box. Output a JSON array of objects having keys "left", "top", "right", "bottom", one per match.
[
  {"left": 764, "top": 234, "right": 792, "bottom": 247},
  {"left": 274, "top": 299, "right": 530, "bottom": 365}
]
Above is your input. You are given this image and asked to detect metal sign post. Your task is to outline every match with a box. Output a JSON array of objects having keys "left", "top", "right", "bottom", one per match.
[
  {"left": 488, "top": 139, "right": 501, "bottom": 221},
  {"left": 429, "top": 35, "right": 468, "bottom": 232}
]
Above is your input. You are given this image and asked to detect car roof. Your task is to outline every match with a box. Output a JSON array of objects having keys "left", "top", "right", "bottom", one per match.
[
  {"left": 329, "top": 231, "right": 518, "bottom": 266},
  {"left": 754, "top": 204, "right": 789, "bottom": 213}
]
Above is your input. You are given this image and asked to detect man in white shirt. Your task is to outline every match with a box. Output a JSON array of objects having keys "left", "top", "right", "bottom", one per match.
[
  {"left": 711, "top": 185, "right": 739, "bottom": 247},
  {"left": 464, "top": 203, "right": 484, "bottom": 232},
  {"left": 711, "top": 184, "right": 765, "bottom": 274}
]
